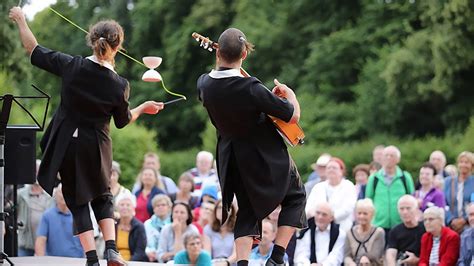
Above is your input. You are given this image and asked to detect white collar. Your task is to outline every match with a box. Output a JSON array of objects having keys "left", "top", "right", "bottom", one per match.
[
  {"left": 208, "top": 68, "right": 244, "bottom": 79},
  {"left": 86, "top": 55, "right": 116, "bottom": 73}
]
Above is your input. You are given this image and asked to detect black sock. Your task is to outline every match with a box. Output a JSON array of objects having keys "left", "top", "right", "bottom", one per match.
[
  {"left": 105, "top": 240, "right": 117, "bottom": 252},
  {"left": 270, "top": 244, "right": 286, "bottom": 264},
  {"left": 86, "top": 250, "right": 98, "bottom": 264},
  {"left": 237, "top": 260, "right": 249, "bottom": 266}
]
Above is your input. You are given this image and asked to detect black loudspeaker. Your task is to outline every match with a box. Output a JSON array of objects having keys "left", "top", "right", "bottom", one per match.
[{"left": 4, "top": 126, "right": 36, "bottom": 185}]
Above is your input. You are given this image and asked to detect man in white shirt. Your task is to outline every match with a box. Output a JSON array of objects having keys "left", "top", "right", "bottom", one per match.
[{"left": 294, "top": 202, "right": 345, "bottom": 266}]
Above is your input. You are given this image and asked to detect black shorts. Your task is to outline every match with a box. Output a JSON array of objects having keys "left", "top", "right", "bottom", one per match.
[{"left": 232, "top": 159, "right": 307, "bottom": 239}]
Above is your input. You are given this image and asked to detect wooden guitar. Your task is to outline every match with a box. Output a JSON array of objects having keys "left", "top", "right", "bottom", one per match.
[{"left": 192, "top": 32, "right": 305, "bottom": 146}]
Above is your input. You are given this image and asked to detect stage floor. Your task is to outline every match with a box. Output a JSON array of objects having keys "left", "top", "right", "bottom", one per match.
[{"left": 9, "top": 256, "right": 165, "bottom": 265}]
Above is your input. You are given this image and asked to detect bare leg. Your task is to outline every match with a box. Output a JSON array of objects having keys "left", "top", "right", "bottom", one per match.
[
  {"left": 98, "top": 218, "right": 115, "bottom": 241},
  {"left": 274, "top": 225, "right": 296, "bottom": 248},
  {"left": 78, "top": 230, "right": 96, "bottom": 252},
  {"left": 235, "top": 236, "right": 253, "bottom": 261}
]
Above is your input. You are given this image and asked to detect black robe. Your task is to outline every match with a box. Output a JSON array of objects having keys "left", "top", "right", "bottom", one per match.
[
  {"left": 31, "top": 45, "right": 131, "bottom": 205},
  {"left": 197, "top": 69, "right": 294, "bottom": 222}
]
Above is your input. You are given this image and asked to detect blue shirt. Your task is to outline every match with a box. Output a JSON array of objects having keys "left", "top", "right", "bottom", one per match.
[
  {"left": 36, "top": 206, "right": 83, "bottom": 258},
  {"left": 174, "top": 250, "right": 212, "bottom": 265},
  {"left": 458, "top": 227, "right": 473, "bottom": 266},
  {"left": 249, "top": 244, "right": 288, "bottom": 264}
]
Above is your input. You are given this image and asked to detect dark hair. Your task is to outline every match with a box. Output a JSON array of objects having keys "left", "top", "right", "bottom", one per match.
[
  {"left": 211, "top": 199, "right": 236, "bottom": 232},
  {"left": 369, "top": 161, "right": 382, "bottom": 171},
  {"left": 421, "top": 162, "right": 437, "bottom": 176},
  {"left": 87, "top": 20, "right": 124, "bottom": 65},
  {"left": 171, "top": 201, "right": 193, "bottom": 225},
  {"left": 217, "top": 28, "right": 254, "bottom": 63},
  {"left": 352, "top": 164, "right": 370, "bottom": 177}
]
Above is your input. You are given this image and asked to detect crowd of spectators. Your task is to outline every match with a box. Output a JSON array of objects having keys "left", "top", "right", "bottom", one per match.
[{"left": 11, "top": 147, "right": 474, "bottom": 265}]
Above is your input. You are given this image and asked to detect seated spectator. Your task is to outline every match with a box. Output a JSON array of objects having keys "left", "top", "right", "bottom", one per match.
[
  {"left": 249, "top": 219, "right": 288, "bottom": 265},
  {"left": 366, "top": 145, "right": 415, "bottom": 233},
  {"left": 134, "top": 167, "right": 165, "bottom": 223},
  {"left": 157, "top": 202, "right": 199, "bottom": 263},
  {"left": 353, "top": 164, "right": 370, "bottom": 199},
  {"left": 344, "top": 199, "right": 385, "bottom": 266},
  {"left": 294, "top": 202, "right": 346, "bottom": 265},
  {"left": 193, "top": 185, "right": 219, "bottom": 223},
  {"left": 115, "top": 192, "right": 147, "bottom": 261},
  {"left": 132, "top": 152, "right": 178, "bottom": 195},
  {"left": 192, "top": 201, "right": 215, "bottom": 234},
  {"left": 110, "top": 161, "right": 132, "bottom": 204},
  {"left": 35, "top": 184, "right": 83, "bottom": 257},
  {"left": 203, "top": 199, "right": 236, "bottom": 263},
  {"left": 17, "top": 165, "right": 54, "bottom": 257},
  {"left": 306, "top": 157, "right": 357, "bottom": 231},
  {"left": 174, "top": 231, "right": 212, "bottom": 265},
  {"left": 110, "top": 160, "right": 132, "bottom": 219},
  {"left": 414, "top": 162, "right": 445, "bottom": 211},
  {"left": 189, "top": 151, "right": 219, "bottom": 196},
  {"left": 368, "top": 161, "right": 382, "bottom": 175},
  {"left": 419, "top": 206, "right": 460, "bottom": 265},
  {"left": 458, "top": 203, "right": 474, "bottom": 266},
  {"left": 304, "top": 153, "right": 331, "bottom": 196},
  {"left": 385, "top": 195, "right": 425, "bottom": 266},
  {"left": 444, "top": 151, "right": 474, "bottom": 234},
  {"left": 444, "top": 164, "right": 458, "bottom": 179},
  {"left": 144, "top": 194, "right": 172, "bottom": 262},
  {"left": 169, "top": 172, "right": 199, "bottom": 209}
]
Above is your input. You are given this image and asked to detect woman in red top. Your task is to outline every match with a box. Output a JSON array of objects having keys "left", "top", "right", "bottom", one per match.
[{"left": 419, "top": 206, "right": 460, "bottom": 266}]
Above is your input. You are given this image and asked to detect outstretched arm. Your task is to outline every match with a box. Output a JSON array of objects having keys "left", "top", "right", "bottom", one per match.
[
  {"left": 129, "top": 101, "right": 164, "bottom": 124},
  {"left": 9, "top": 7, "right": 38, "bottom": 55}
]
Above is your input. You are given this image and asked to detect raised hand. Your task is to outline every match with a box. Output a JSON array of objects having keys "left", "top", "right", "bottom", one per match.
[{"left": 9, "top": 6, "right": 26, "bottom": 25}]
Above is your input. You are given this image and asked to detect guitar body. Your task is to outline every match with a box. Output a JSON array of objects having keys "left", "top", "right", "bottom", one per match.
[{"left": 193, "top": 32, "right": 305, "bottom": 146}]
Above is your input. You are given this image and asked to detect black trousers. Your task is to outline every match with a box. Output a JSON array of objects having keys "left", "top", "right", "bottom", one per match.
[
  {"left": 59, "top": 138, "right": 114, "bottom": 234},
  {"left": 231, "top": 157, "right": 307, "bottom": 239}
]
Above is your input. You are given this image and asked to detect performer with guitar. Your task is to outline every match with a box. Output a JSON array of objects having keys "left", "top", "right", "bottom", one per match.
[
  {"left": 197, "top": 28, "right": 307, "bottom": 266},
  {"left": 9, "top": 6, "right": 163, "bottom": 266}
]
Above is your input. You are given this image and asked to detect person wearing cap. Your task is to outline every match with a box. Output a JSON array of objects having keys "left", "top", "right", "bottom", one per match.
[
  {"left": 193, "top": 185, "right": 219, "bottom": 224},
  {"left": 304, "top": 153, "right": 331, "bottom": 196},
  {"left": 306, "top": 157, "right": 357, "bottom": 232},
  {"left": 197, "top": 28, "right": 307, "bottom": 266}
]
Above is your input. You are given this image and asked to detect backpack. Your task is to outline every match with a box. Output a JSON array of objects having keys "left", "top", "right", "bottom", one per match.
[{"left": 373, "top": 171, "right": 409, "bottom": 195}]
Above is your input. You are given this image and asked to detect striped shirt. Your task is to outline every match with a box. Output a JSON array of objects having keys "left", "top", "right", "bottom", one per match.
[{"left": 429, "top": 236, "right": 440, "bottom": 265}]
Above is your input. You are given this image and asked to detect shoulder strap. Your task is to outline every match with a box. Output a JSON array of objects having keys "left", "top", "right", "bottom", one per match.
[
  {"left": 328, "top": 222, "right": 340, "bottom": 252},
  {"left": 308, "top": 218, "right": 317, "bottom": 263},
  {"left": 400, "top": 172, "right": 408, "bottom": 194},
  {"left": 373, "top": 177, "right": 379, "bottom": 195}
]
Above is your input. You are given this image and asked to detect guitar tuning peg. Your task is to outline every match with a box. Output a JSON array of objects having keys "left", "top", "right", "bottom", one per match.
[
  {"left": 195, "top": 38, "right": 200, "bottom": 42},
  {"left": 208, "top": 47, "right": 213, "bottom": 52},
  {"left": 203, "top": 42, "right": 209, "bottom": 49}
]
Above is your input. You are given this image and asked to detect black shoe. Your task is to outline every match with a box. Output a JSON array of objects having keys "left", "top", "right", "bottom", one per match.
[
  {"left": 104, "top": 249, "right": 127, "bottom": 266},
  {"left": 265, "top": 258, "right": 285, "bottom": 266},
  {"left": 86, "top": 262, "right": 100, "bottom": 266}
]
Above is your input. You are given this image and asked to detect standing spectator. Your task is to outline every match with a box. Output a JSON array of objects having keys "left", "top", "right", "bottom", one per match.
[
  {"left": 304, "top": 153, "right": 331, "bottom": 196},
  {"left": 174, "top": 231, "right": 212, "bottom": 265},
  {"left": 444, "top": 151, "right": 474, "bottom": 234},
  {"left": 419, "top": 206, "right": 460, "bottom": 266},
  {"left": 306, "top": 158, "right": 357, "bottom": 231},
  {"left": 35, "top": 184, "right": 83, "bottom": 258},
  {"left": 294, "top": 202, "right": 346, "bottom": 265},
  {"left": 144, "top": 194, "right": 172, "bottom": 262},
  {"left": 385, "top": 195, "right": 425, "bottom": 266},
  {"left": 188, "top": 151, "right": 219, "bottom": 196},
  {"left": 353, "top": 164, "right": 370, "bottom": 199},
  {"left": 17, "top": 160, "right": 54, "bottom": 256},
  {"left": 429, "top": 150, "right": 448, "bottom": 178},
  {"left": 115, "top": 192, "right": 148, "bottom": 262},
  {"left": 134, "top": 167, "right": 165, "bottom": 223},
  {"left": 372, "top": 145, "right": 385, "bottom": 165},
  {"left": 458, "top": 203, "right": 474, "bottom": 266},
  {"left": 169, "top": 172, "right": 200, "bottom": 209},
  {"left": 249, "top": 219, "right": 288, "bottom": 265},
  {"left": 132, "top": 152, "right": 178, "bottom": 195},
  {"left": 344, "top": 199, "right": 385, "bottom": 266},
  {"left": 157, "top": 202, "right": 199, "bottom": 263},
  {"left": 366, "top": 145, "right": 415, "bottom": 232},
  {"left": 203, "top": 199, "right": 237, "bottom": 262},
  {"left": 414, "top": 162, "right": 446, "bottom": 211}
]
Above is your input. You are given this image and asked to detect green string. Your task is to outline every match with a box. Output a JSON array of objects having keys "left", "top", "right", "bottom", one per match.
[{"left": 48, "top": 6, "right": 186, "bottom": 99}]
